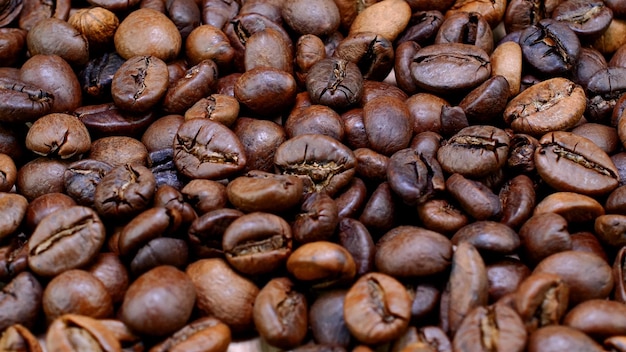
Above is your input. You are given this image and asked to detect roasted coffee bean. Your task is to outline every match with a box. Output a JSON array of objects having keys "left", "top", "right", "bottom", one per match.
[
  {"left": 504, "top": 0, "right": 545, "bottom": 33},
  {"left": 515, "top": 272, "right": 570, "bottom": 332},
  {"left": 534, "top": 191, "right": 605, "bottom": 223},
  {"left": 181, "top": 179, "right": 227, "bottom": 214},
  {"left": 359, "top": 182, "right": 397, "bottom": 234},
  {"left": 0, "top": 272, "right": 42, "bottom": 331},
  {"left": 0, "top": 324, "right": 42, "bottom": 352},
  {"left": 446, "top": 173, "right": 503, "bottom": 221},
  {"left": 437, "top": 125, "right": 509, "bottom": 178},
  {"left": 394, "top": 41, "right": 420, "bottom": 95},
  {"left": 227, "top": 171, "right": 303, "bottom": 213},
  {"left": 363, "top": 96, "right": 412, "bottom": 156},
  {"left": 410, "top": 43, "right": 491, "bottom": 94},
  {"left": 491, "top": 41, "right": 523, "bottom": 98},
  {"left": 572, "top": 47, "right": 607, "bottom": 89},
  {"left": 396, "top": 10, "right": 443, "bottom": 45},
  {"left": 0, "top": 77, "right": 53, "bottom": 123},
  {"left": 89, "top": 133, "right": 147, "bottom": 169},
  {"left": 94, "top": 164, "right": 156, "bottom": 219},
  {"left": 0, "top": 192, "right": 27, "bottom": 240},
  {"left": 253, "top": 278, "right": 308, "bottom": 349},
  {"left": 173, "top": 118, "right": 247, "bottom": 180},
  {"left": 222, "top": 212, "right": 292, "bottom": 275},
  {"left": 0, "top": 233, "right": 29, "bottom": 280},
  {"left": 117, "top": 207, "right": 182, "bottom": 257},
  {"left": 114, "top": 8, "right": 182, "bottom": 61},
  {"left": 306, "top": 57, "right": 364, "bottom": 109},
  {"left": 184, "top": 94, "right": 240, "bottom": 127},
  {"left": 233, "top": 117, "right": 286, "bottom": 172},
  {"left": 25, "top": 193, "right": 76, "bottom": 232},
  {"left": 130, "top": 237, "right": 189, "bottom": 275},
  {"left": 334, "top": 32, "right": 394, "bottom": 81},
  {"left": 452, "top": 221, "right": 520, "bottom": 256},
  {"left": 499, "top": 174, "right": 536, "bottom": 229},
  {"left": 162, "top": 59, "right": 219, "bottom": 114},
  {"left": 28, "top": 206, "right": 105, "bottom": 277},
  {"left": 443, "top": 242, "right": 488, "bottom": 336},
  {"left": 376, "top": 225, "right": 451, "bottom": 277},
  {"left": 274, "top": 134, "right": 356, "bottom": 196},
  {"left": 292, "top": 192, "right": 338, "bottom": 243},
  {"left": 416, "top": 198, "right": 468, "bottom": 235},
  {"left": 150, "top": 317, "right": 231, "bottom": 352},
  {"left": 507, "top": 134, "right": 539, "bottom": 173},
  {"left": 75, "top": 103, "right": 158, "bottom": 139},
  {"left": 527, "top": 325, "right": 604, "bottom": 352},
  {"left": 564, "top": 299, "right": 626, "bottom": 339},
  {"left": 348, "top": 0, "right": 411, "bottom": 42},
  {"left": 519, "top": 213, "right": 572, "bottom": 265},
  {"left": 572, "top": 122, "right": 620, "bottom": 155},
  {"left": 458, "top": 75, "right": 510, "bottom": 124},
  {"left": 121, "top": 266, "right": 196, "bottom": 336},
  {"left": 18, "top": 0, "right": 71, "bottom": 31},
  {"left": 519, "top": 19, "right": 581, "bottom": 75},
  {"left": 343, "top": 272, "right": 411, "bottom": 345},
  {"left": 587, "top": 67, "right": 626, "bottom": 122},
  {"left": 43, "top": 269, "right": 113, "bottom": 322},
  {"left": 504, "top": 78, "right": 586, "bottom": 135},
  {"left": 534, "top": 251, "right": 614, "bottom": 305},
  {"left": 63, "top": 159, "right": 112, "bottom": 207},
  {"left": 287, "top": 241, "right": 356, "bottom": 288},
  {"left": 186, "top": 258, "right": 259, "bottom": 332},
  {"left": 595, "top": 214, "right": 626, "bottom": 247},
  {"left": 25, "top": 113, "right": 91, "bottom": 159},
  {"left": 435, "top": 11, "right": 493, "bottom": 54},
  {"left": 26, "top": 18, "right": 89, "bottom": 67},
  {"left": 552, "top": 0, "right": 613, "bottom": 43},
  {"left": 486, "top": 258, "right": 530, "bottom": 303},
  {"left": 452, "top": 304, "right": 527, "bottom": 352},
  {"left": 234, "top": 67, "right": 297, "bottom": 116},
  {"left": 285, "top": 104, "right": 345, "bottom": 141},
  {"left": 309, "top": 289, "right": 352, "bottom": 348},
  {"left": 244, "top": 28, "right": 294, "bottom": 73},
  {"left": 111, "top": 55, "right": 170, "bottom": 113},
  {"left": 46, "top": 314, "right": 121, "bottom": 352},
  {"left": 535, "top": 131, "right": 619, "bottom": 196}
]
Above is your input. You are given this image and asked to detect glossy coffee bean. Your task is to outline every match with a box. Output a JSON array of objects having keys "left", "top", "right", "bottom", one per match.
[
  {"left": 527, "top": 325, "right": 603, "bottom": 352},
  {"left": 226, "top": 171, "right": 303, "bottom": 213},
  {"left": 114, "top": 8, "right": 182, "bottom": 61},
  {"left": 515, "top": 272, "right": 570, "bottom": 333},
  {"left": 452, "top": 304, "right": 527, "bottom": 352},
  {"left": 150, "top": 317, "right": 231, "bottom": 352},
  {"left": 94, "top": 164, "right": 156, "bottom": 220},
  {"left": 121, "top": 266, "right": 196, "bottom": 336},
  {"left": 0, "top": 272, "right": 42, "bottom": 331},
  {"left": 46, "top": 314, "right": 121, "bottom": 352},
  {"left": 306, "top": 57, "right": 364, "bottom": 109},
  {"left": 111, "top": 55, "right": 169, "bottom": 113},
  {"left": 519, "top": 19, "right": 581, "bottom": 75},
  {"left": 309, "top": 289, "right": 352, "bottom": 348},
  {"left": 343, "top": 272, "right": 411, "bottom": 345},
  {"left": 452, "top": 221, "right": 520, "bottom": 256},
  {"left": 0, "top": 192, "right": 27, "bottom": 240},
  {"left": 287, "top": 241, "right": 356, "bottom": 288}
]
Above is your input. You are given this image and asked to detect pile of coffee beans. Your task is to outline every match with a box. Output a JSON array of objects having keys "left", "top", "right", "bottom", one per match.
[{"left": 4, "top": 0, "right": 626, "bottom": 350}]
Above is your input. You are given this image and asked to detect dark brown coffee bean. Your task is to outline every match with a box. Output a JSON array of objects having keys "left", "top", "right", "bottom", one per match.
[
  {"left": 233, "top": 117, "right": 286, "bottom": 173},
  {"left": 343, "top": 272, "right": 411, "bottom": 345},
  {"left": 173, "top": 118, "right": 246, "bottom": 180},
  {"left": 410, "top": 43, "right": 491, "bottom": 94},
  {"left": 111, "top": 55, "right": 169, "bottom": 113},
  {"left": 114, "top": 8, "right": 182, "bottom": 61},
  {"left": 534, "top": 251, "right": 614, "bottom": 305},
  {"left": 0, "top": 233, "right": 29, "bottom": 281},
  {"left": 43, "top": 269, "right": 113, "bottom": 322},
  {"left": 187, "top": 208, "right": 242, "bottom": 258},
  {"left": 0, "top": 77, "right": 53, "bottom": 124},
  {"left": 292, "top": 192, "right": 339, "bottom": 243},
  {"left": 452, "top": 304, "right": 527, "bottom": 352},
  {"left": 446, "top": 173, "right": 502, "bottom": 221},
  {"left": 121, "top": 266, "right": 195, "bottom": 336},
  {"left": 535, "top": 131, "right": 619, "bottom": 196},
  {"left": 353, "top": 148, "right": 388, "bottom": 182},
  {"left": 185, "top": 24, "right": 234, "bottom": 69},
  {"left": 504, "top": 0, "right": 544, "bottom": 33},
  {"left": 28, "top": 206, "right": 105, "bottom": 277},
  {"left": 458, "top": 75, "right": 510, "bottom": 125},
  {"left": 25, "top": 193, "right": 76, "bottom": 232},
  {"left": 75, "top": 103, "right": 158, "bottom": 139},
  {"left": 572, "top": 122, "right": 620, "bottom": 155},
  {"left": 359, "top": 182, "right": 397, "bottom": 235},
  {"left": 0, "top": 272, "right": 42, "bottom": 331},
  {"left": 274, "top": 134, "right": 356, "bottom": 196},
  {"left": 16, "top": 157, "right": 69, "bottom": 201},
  {"left": 18, "top": 0, "right": 71, "bottom": 31},
  {"left": 519, "top": 213, "right": 572, "bottom": 265},
  {"left": 25, "top": 113, "right": 90, "bottom": 159},
  {"left": 394, "top": 41, "right": 420, "bottom": 95},
  {"left": 46, "top": 314, "right": 121, "bottom": 352},
  {"left": 227, "top": 171, "right": 303, "bottom": 213},
  {"left": 287, "top": 241, "right": 356, "bottom": 288},
  {"left": 222, "top": 212, "right": 292, "bottom": 275},
  {"left": 0, "top": 193, "right": 27, "bottom": 240},
  {"left": 396, "top": 10, "right": 443, "bottom": 45},
  {"left": 595, "top": 214, "right": 626, "bottom": 247},
  {"left": 588, "top": 67, "right": 626, "bottom": 122},
  {"left": 534, "top": 191, "right": 605, "bottom": 223},
  {"left": 117, "top": 207, "right": 182, "bottom": 257},
  {"left": 234, "top": 67, "right": 297, "bottom": 116},
  {"left": 309, "top": 289, "right": 352, "bottom": 348},
  {"left": 150, "top": 317, "right": 231, "bottom": 352},
  {"left": 435, "top": 11, "right": 493, "bottom": 54},
  {"left": 363, "top": 96, "right": 412, "bottom": 156},
  {"left": 333, "top": 32, "right": 394, "bottom": 81},
  {"left": 27, "top": 18, "right": 89, "bottom": 67},
  {"left": 285, "top": 105, "right": 345, "bottom": 141},
  {"left": 181, "top": 179, "right": 227, "bottom": 214},
  {"left": 444, "top": 242, "right": 488, "bottom": 336},
  {"left": 520, "top": 19, "right": 581, "bottom": 75},
  {"left": 341, "top": 108, "right": 369, "bottom": 149},
  {"left": 130, "top": 237, "right": 189, "bottom": 275},
  {"left": 63, "top": 159, "right": 112, "bottom": 207},
  {"left": 416, "top": 198, "right": 468, "bottom": 235},
  {"left": 507, "top": 134, "right": 539, "bottom": 173},
  {"left": 552, "top": 0, "right": 613, "bottom": 42},
  {"left": 186, "top": 258, "right": 259, "bottom": 332},
  {"left": 564, "top": 299, "right": 626, "bottom": 339},
  {"left": 504, "top": 78, "right": 586, "bottom": 135},
  {"left": 84, "top": 253, "right": 129, "bottom": 304},
  {"left": 253, "top": 277, "right": 308, "bottom": 349},
  {"left": 94, "top": 164, "right": 156, "bottom": 220},
  {"left": 79, "top": 52, "right": 125, "bottom": 100},
  {"left": 514, "top": 272, "right": 570, "bottom": 333},
  {"left": 162, "top": 59, "right": 219, "bottom": 114},
  {"left": 452, "top": 221, "right": 520, "bottom": 256},
  {"left": 527, "top": 325, "right": 604, "bottom": 352},
  {"left": 486, "top": 258, "right": 530, "bottom": 303},
  {"left": 244, "top": 28, "right": 294, "bottom": 73},
  {"left": 306, "top": 57, "right": 364, "bottom": 109},
  {"left": 0, "top": 28, "right": 26, "bottom": 67},
  {"left": 376, "top": 225, "right": 452, "bottom": 277},
  {"left": 184, "top": 94, "right": 239, "bottom": 128},
  {"left": 437, "top": 125, "right": 509, "bottom": 178},
  {"left": 282, "top": 0, "right": 340, "bottom": 36}
]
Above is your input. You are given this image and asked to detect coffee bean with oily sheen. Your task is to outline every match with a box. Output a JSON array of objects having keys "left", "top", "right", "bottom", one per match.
[
  {"left": 150, "top": 317, "right": 231, "bottom": 352},
  {"left": 534, "top": 191, "right": 605, "bottom": 223},
  {"left": 46, "top": 314, "right": 121, "bottom": 352},
  {"left": 410, "top": 43, "right": 491, "bottom": 94},
  {"left": 0, "top": 77, "right": 53, "bottom": 123},
  {"left": 343, "top": 272, "right": 411, "bottom": 345},
  {"left": 0, "top": 193, "right": 27, "bottom": 240},
  {"left": 437, "top": 125, "right": 509, "bottom": 178},
  {"left": 515, "top": 272, "right": 570, "bottom": 333},
  {"left": 282, "top": 0, "right": 340, "bottom": 36},
  {"left": 564, "top": 299, "right": 626, "bottom": 340},
  {"left": 527, "top": 325, "right": 604, "bottom": 352},
  {"left": 0, "top": 272, "right": 42, "bottom": 331},
  {"left": 452, "top": 304, "right": 527, "bottom": 352},
  {"left": 111, "top": 55, "right": 169, "bottom": 113},
  {"left": 333, "top": 32, "right": 394, "bottom": 81},
  {"left": 253, "top": 277, "right": 308, "bottom": 349},
  {"left": 535, "top": 131, "right": 620, "bottom": 196},
  {"left": 375, "top": 226, "right": 452, "bottom": 277},
  {"left": 274, "top": 134, "right": 356, "bottom": 196},
  {"left": 28, "top": 206, "right": 105, "bottom": 277},
  {"left": 552, "top": 0, "right": 613, "bottom": 43},
  {"left": 361, "top": 96, "right": 411, "bottom": 156},
  {"left": 227, "top": 171, "right": 303, "bottom": 213},
  {"left": 173, "top": 118, "right": 246, "bottom": 180},
  {"left": 306, "top": 57, "right": 364, "bottom": 109},
  {"left": 234, "top": 67, "right": 297, "bottom": 116},
  {"left": 348, "top": 0, "right": 411, "bottom": 42},
  {"left": 121, "top": 266, "right": 196, "bottom": 337},
  {"left": 520, "top": 19, "right": 581, "bottom": 75},
  {"left": 222, "top": 212, "right": 292, "bottom": 275},
  {"left": 504, "top": 78, "right": 586, "bottom": 136},
  {"left": 452, "top": 221, "right": 520, "bottom": 256},
  {"left": 287, "top": 241, "right": 356, "bottom": 288},
  {"left": 25, "top": 113, "right": 91, "bottom": 159}
]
